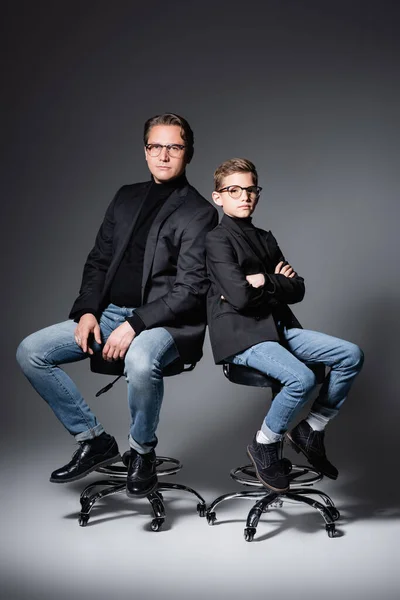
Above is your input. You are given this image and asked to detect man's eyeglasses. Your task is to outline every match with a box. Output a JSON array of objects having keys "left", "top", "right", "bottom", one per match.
[
  {"left": 145, "top": 144, "right": 186, "bottom": 158},
  {"left": 216, "top": 185, "right": 262, "bottom": 200}
]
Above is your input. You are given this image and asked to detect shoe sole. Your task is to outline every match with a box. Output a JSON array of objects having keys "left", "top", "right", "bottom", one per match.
[
  {"left": 126, "top": 480, "right": 158, "bottom": 499},
  {"left": 49, "top": 453, "right": 121, "bottom": 483},
  {"left": 246, "top": 447, "right": 289, "bottom": 493},
  {"left": 285, "top": 434, "right": 338, "bottom": 480}
]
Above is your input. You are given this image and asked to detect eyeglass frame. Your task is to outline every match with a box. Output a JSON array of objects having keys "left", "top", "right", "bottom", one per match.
[
  {"left": 216, "top": 184, "right": 263, "bottom": 199},
  {"left": 145, "top": 143, "right": 186, "bottom": 157}
]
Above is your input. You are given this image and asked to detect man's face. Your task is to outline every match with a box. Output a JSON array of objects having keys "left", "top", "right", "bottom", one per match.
[
  {"left": 212, "top": 171, "right": 259, "bottom": 218},
  {"left": 144, "top": 125, "right": 187, "bottom": 183}
]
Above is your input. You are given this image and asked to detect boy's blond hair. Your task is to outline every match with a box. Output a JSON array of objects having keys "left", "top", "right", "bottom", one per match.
[{"left": 214, "top": 158, "right": 258, "bottom": 190}]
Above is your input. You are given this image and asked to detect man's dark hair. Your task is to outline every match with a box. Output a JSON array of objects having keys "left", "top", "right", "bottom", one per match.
[{"left": 143, "top": 113, "right": 194, "bottom": 163}]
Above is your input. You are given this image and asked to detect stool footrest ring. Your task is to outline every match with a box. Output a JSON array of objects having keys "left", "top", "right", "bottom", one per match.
[
  {"left": 95, "top": 454, "right": 182, "bottom": 478},
  {"left": 78, "top": 454, "right": 206, "bottom": 529},
  {"left": 230, "top": 463, "right": 323, "bottom": 487}
]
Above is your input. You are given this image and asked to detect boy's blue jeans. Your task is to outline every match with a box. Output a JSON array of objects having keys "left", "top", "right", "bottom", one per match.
[
  {"left": 226, "top": 327, "right": 364, "bottom": 438},
  {"left": 16, "top": 304, "right": 180, "bottom": 453}
]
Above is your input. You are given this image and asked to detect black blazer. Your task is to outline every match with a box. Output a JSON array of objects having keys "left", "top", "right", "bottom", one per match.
[
  {"left": 69, "top": 181, "right": 218, "bottom": 363},
  {"left": 205, "top": 215, "right": 305, "bottom": 364}
]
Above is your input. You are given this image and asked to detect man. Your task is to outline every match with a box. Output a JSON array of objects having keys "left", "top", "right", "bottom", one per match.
[
  {"left": 206, "top": 158, "right": 364, "bottom": 492},
  {"left": 17, "top": 113, "right": 218, "bottom": 497}
]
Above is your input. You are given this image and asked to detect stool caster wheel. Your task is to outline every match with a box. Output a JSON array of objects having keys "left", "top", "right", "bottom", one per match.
[
  {"left": 197, "top": 503, "right": 206, "bottom": 517},
  {"left": 206, "top": 511, "right": 217, "bottom": 526},
  {"left": 78, "top": 514, "right": 89, "bottom": 527},
  {"left": 151, "top": 517, "right": 164, "bottom": 531},
  {"left": 328, "top": 507, "right": 340, "bottom": 521},
  {"left": 244, "top": 527, "right": 256, "bottom": 542},
  {"left": 326, "top": 524, "right": 338, "bottom": 538}
]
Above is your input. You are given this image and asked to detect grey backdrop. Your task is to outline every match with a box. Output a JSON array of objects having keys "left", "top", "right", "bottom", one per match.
[{"left": 1, "top": 1, "right": 400, "bottom": 599}]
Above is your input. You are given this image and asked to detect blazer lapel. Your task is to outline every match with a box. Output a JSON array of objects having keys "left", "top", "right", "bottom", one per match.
[
  {"left": 119, "top": 183, "right": 151, "bottom": 243},
  {"left": 221, "top": 215, "right": 274, "bottom": 269},
  {"left": 220, "top": 214, "right": 261, "bottom": 258},
  {"left": 141, "top": 184, "right": 189, "bottom": 299},
  {"left": 255, "top": 228, "right": 275, "bottom": 268},
  {"left": 104, "top": 183, "right": 151, "bottom": 291}
]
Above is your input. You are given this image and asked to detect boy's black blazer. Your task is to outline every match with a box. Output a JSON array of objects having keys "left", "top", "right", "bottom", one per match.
[
  {"left": 205, "top": 215, "right": 305, "bottom": 364},
  {"left": 69, "top": 181, "right": 218, "bottom": 364}
]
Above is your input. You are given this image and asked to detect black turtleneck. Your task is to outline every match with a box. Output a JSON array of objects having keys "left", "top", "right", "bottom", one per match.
[
  {"left": 73, "top": 174, "right": 188, "bottom": 333},
  {"left": 109, "top": 173, "right": 188, "bottom": 313}
]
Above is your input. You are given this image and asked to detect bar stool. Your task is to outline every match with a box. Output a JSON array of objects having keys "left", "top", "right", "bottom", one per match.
[
  {"left": 78, "top": 353, "right": 206, "bottom": 530},
  {"left": 206, "top": 362, "right": 340, "bottom": 541}
]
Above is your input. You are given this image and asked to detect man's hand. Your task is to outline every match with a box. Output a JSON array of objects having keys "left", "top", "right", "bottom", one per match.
[
  {"left": 75, "top": 314, "right": 101, "bottom": 354},
  {"left": 102, "top": 321, "right": 136, "bottom": 361},
  {"left": 246, "top": 273, "right": 265, "bottom": 288},
  {"left": 275, "top": 261, "right": 296, "bottom": 278}
]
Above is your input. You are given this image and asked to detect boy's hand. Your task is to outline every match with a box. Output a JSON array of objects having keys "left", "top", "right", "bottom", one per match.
[
  {"left": 246, "top": 273, "right": 265, "bottom": 288},
  {"left": 275, "top": 261, "right": 296, "bottom": 278}
]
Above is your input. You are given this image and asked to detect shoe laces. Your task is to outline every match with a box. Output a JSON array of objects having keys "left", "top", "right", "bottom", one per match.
[{"left": 70, "top": 441, "right": 87, "bottom": 462}]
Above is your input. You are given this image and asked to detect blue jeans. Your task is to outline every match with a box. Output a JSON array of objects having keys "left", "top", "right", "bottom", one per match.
[
  {"left": 16, "top": 304, "right": 180, "bottom": 453},
  {"left": 227, "top": 327, "right": 364, "bottom": 438}
]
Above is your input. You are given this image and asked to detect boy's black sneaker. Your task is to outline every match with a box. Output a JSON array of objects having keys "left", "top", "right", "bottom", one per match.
[
  {"left": 246, "top": 437, "right": 290, "bottom": 493},
  {"left": 50, "top": 433, "right": 120, "bottom": 483},
  {"left": 126, "top": 449, "right": 158, "bottom": 498},
  {"left": 286, "top": 420, "right": 338, "bottom": 480}
]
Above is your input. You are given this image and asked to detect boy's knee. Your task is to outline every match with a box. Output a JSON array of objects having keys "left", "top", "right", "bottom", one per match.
[
  {"left": 16, "top": 336, "right": 32, "bottom": 368},
  {"left": 289, "top": 367, "right": 316, "bottom": 397},
  {"left": 346, "top": 343, "right": 364, "bottom": 372},
  {"left": 303, "top": 368, "right": 317, "bottom": 393}
]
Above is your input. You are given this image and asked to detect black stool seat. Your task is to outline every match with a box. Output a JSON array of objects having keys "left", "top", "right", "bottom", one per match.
[
  {"left": 223, "top": 362, "right": 326, "bottom": 389},
  {"left": 205, "top": 361, "right": 341, "bottom": 541},
  {"left": 90, "top": 352, "right": 195, "bottom": 378},
  {"left": 77, "top": 354, "right": 203, "bottom": 531}
]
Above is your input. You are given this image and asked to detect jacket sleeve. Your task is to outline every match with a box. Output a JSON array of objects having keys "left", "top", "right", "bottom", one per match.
[
  {"left": 128, "top": 205, "right": 219, "bottom": 331},
  {"left": 69, "top": 188, "right": 120, "bottom": 320},
  {"left": 263, "top": 232, "right": 305, "bottom": 305},
  {"left": 205, "top": 232, "right": 277, "bottom": 311}
]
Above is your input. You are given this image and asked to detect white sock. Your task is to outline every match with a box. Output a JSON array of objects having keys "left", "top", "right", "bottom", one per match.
[
  {"left": 306, "top": 411, "right": 330, "bottom": 432},
  {"left": 256, "top": 429, "right": 276, "bottom": 444}
]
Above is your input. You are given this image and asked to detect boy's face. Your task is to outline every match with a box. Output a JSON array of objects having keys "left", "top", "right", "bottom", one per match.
[{"left": 212, "top": 171, "right": 259, "bottom": 218}]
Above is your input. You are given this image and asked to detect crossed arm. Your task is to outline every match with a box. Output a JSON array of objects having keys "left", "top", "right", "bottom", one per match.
[
  {"left": 206, "top": 231, "right": 305, "bottom": 311},
  {"left": 245, "top": 261, "right": 295, "bottom": 290}
]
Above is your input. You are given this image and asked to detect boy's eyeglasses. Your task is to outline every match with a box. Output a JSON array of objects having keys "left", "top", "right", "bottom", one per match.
[
  {"left": 216, "top": 185, "right": 262, "bottom": 200},
  {"left": 145, "top": 144, "right": 186, "bottom": 158}
]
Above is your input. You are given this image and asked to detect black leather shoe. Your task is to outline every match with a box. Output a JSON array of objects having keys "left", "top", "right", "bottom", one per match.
[
  {"left": 50, "top": 434, "right": 120, "bottom": 483},
  {"left": 126, "top": 449, "right": 158, "bottom": 498},
  {"left": 247, "top": 437, "right": 290, "bottom": 492},
  {"left": 286, "top": 420, "right": 338, "bottom": 480}
]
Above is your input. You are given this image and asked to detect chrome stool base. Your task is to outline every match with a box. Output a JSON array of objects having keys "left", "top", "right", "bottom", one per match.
[
  {"left": 78, "top": 452, "right": 206, "bottom": 530},
  {"left": 206, "top": 463, "right": 340, "bottom": 542}
]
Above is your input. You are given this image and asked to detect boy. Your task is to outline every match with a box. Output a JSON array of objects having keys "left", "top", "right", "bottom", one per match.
[{"left": 206, "top": 158, "right": 364, "bottom": 493}]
